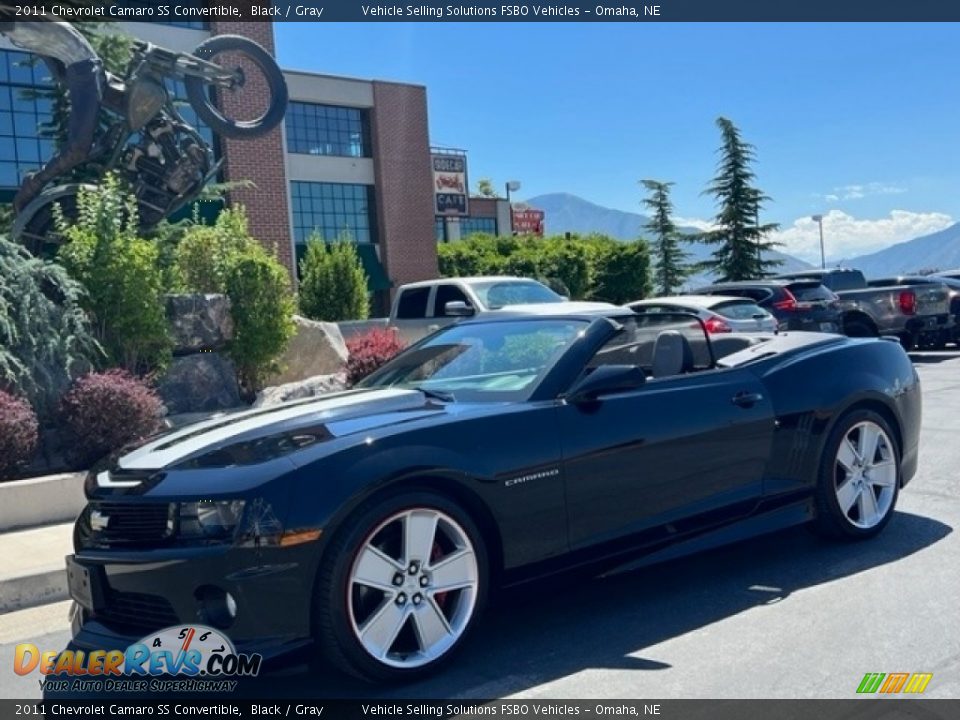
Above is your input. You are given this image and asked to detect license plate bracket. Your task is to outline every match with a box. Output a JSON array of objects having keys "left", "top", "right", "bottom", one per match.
[{"left": 65, "top": 555, "right": 105, "bottom": 612}]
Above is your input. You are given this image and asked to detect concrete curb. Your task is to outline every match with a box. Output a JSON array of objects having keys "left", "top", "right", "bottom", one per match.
[
  {"left": 0, "top": 523, "right": 74, "bottom": 613},
  {"left": 0, "top": 566, "right": 68, "bottom": 614},
  {"left": 0, "top": 472, "right": 86, "bottom": 532}
]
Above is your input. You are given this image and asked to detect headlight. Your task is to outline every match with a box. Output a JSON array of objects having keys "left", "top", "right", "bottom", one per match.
[{"left": 177, "top": 500, "right": 245, "bottom": 541}]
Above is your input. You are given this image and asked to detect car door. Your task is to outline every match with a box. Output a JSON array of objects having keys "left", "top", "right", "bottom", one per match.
[{"left": 559, "top": 320, "right": 775, "bottom": 550}]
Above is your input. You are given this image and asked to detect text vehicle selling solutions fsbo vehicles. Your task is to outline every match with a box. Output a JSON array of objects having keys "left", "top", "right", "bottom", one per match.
[{"left": 67, "top": 309, "right": 921, "bottom": 681}]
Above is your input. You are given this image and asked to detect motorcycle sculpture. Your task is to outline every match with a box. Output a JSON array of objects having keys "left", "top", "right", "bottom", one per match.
[{"left": 10, "top": 32, "right": 288, "bottom": 257}]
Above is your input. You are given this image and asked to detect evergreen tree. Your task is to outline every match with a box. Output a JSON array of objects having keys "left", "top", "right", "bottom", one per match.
[
  {"left": 700, "top": 117, "right": 781, "bottom": 280},
  {"left": 641, "top": 180, "right": 690, "bottom": 295},
  {"left": 298, "top": 234, "right": 370, "bottom": 322}
]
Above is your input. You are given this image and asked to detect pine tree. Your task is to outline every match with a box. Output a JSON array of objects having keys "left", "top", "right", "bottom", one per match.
[
  {"left": 700, "top": 117, "right": 781, "bottom": 280},
  {"left": 641, "top": 180, "right": 690, "bottom": 295}
]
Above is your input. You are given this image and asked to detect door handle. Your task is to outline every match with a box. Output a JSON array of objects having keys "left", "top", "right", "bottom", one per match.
[{"left": 732, "top": 391, "right": 763, "bottom": 407}]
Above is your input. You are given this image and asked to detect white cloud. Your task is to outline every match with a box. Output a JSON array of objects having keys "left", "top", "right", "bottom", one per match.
[
  {"left": 773, "top": 209, "right": 954, "bottom": 263},
  {"left": 674, "top": 216, "right": 718, "bottom": 232},
  {"left": 818, "top": 182, "right": 907, "bottom": 203}
]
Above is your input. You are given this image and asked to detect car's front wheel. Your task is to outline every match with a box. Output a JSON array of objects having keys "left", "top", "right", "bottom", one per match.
[
  {"left": 812, "top": 410, "right": 900, "bottom": 539},
  {"left": 314, "top": 490, "right": 488, "bottom": 682}
]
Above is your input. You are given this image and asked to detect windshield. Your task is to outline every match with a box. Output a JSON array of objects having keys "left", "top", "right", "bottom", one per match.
[
  {"left": 359, "top": 319, "right": 589, "bottom": 401},
  {"left": 471, "top": 280, "right": 564, "bottom": 309}
]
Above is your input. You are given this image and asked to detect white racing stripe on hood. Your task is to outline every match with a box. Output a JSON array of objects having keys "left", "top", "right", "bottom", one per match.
[{"left": 118, "top": 388, "right": 418, "bottom": 471}]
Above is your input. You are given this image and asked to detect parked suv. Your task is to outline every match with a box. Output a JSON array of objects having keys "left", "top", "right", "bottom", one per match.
[{"left": 691, "top": 279, "right": 843, "bottom": 333}]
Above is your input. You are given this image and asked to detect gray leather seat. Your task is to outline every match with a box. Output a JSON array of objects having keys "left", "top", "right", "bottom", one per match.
[{"left": 651, "top": 331, "right": 695, "bottom": 378}]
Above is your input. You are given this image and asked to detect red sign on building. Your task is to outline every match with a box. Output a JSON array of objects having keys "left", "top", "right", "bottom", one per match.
[{"left": 511, "top": 207, "right": 545, "bottom": 236}]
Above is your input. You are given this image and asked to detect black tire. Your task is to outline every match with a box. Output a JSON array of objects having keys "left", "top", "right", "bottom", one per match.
[
  {"left": 12, "top": 184, "right": 87, "bottom": 258},
  {"left": 899, "top": 333, "right": 916, "bottom": 352},
  {"left": 811, "top": 409, "right": 900, "bottom": 540},
  {"left": 843, "top": 319, "right": 876, "bottom": 338},
  {"left": 185, "top": 35, "right": 288, "bottom": 139},
  {"left": 314, "top": 489, "right": 489, "bottom": 682}
]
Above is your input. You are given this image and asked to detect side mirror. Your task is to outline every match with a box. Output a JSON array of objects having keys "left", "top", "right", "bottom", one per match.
[
  {"left": 566, "top": 364, "right": 646, "bottom": 404},
  {"left": 444, "top": 301, "right": 475, "bottom": 317}
]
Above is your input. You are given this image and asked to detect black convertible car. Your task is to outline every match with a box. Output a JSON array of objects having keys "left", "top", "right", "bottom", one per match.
[{"left": 68, "top": 309, "right": 921, "bottom": 681}]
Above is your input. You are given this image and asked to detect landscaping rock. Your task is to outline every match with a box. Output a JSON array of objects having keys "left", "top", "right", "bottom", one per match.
[
  {"left": 157, "top": 353, "right": 242, "bottom": 414},
  {"left": 270, "top": 315, "right": 348, "bottom": 385},
  {"left": 254, "top": 373, "right": 349, "bottom": 408},
  {"left": 165, "top": 294, "right": 234, "bottom": 355}
]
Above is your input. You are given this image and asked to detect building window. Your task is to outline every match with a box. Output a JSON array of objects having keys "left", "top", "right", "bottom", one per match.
[
  {"left": 435, "top": 216, "right": 447, "bottom": 242},
  {"left": 0, "top": 50, "right": 54, "bottom": 190},
  {"left": 285, "top": 102, "right": 370, "bottom": 158},
  {"left": 459, "top": 217, "right": 498, "bottom": 237},
  {"left": 291, "top": 181, "right": 377, "bottom": 245}
]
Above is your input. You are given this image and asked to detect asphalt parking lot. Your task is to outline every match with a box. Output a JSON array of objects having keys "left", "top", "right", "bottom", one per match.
[{"left": 2, "top": 350, "right": 959, "bottom": 700}]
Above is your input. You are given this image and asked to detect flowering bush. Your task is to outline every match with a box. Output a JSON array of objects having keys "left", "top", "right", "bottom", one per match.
[
  {"left": 61, "top": 370, "right": 163, "bottom": 467},
  {"left": 0, "top": 391, "right": 39, "bottom": 479},
  {"left": 346, "top": 328, "right": 406, "bottom": 386}
]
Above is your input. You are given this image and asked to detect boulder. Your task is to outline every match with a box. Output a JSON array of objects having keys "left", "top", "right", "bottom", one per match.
[
  {"left": 157, "top": 353, "right": 242, "bottom": 415},
  {"left": 270, "top": 315, "right": 348, "bottom": 385},
  {"left": 254, "top": 373, "right": 349, "bottom": 408},
  {"left": 165, "top": 294, "right": 234, "bottom": 355}
]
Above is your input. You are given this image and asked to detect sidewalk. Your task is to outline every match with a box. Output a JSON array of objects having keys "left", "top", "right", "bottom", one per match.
[{"left": 0, "top": 523, "right": 74, "bottom": 613}]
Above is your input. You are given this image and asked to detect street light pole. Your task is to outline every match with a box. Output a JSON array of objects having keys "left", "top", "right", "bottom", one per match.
[
  {"left": 505, "top": 180, "right": 521, "bottom": 234},
  {"left": 812, "top": 214, "right": 826, "bottom": 269}
]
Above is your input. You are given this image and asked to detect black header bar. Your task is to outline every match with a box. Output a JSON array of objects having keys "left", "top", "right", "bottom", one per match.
[{"left": 6, "top": 1, "right": 960, "bottom": 22}]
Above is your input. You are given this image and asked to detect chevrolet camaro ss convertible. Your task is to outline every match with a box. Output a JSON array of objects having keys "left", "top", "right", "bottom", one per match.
[{"left": 68, "top": 309, "right": 921, "bottom": 681}]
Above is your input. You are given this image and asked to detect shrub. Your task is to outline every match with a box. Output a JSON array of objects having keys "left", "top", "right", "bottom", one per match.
[
  {"left": 0, "top": 391, "right": 39, "bottom": 479},
  {"left": 56, "top": 177, "right": 172, "bottom": 375},
  {"left": 224, "top": 249, "right": 297, "bottom": 394},
  {"left": 60, "top": 370, "right": 162, "bottom": 467},
  {"left": 176, "top": 206, "right": 297, "bottom": 395},
  {"left": 0, "top": 235, "right": 101, "bottom": 416},
  {"left": 589, "top": 239, "right": 652, "bottom": 304},
  {"left": 345, "top": 328, "right": 406, "bottom": 386},
  {"left": 175, "top": 207, "right": 252, "bottom": 293},
  {"left": 437, "top": 232, "right": 651, "bottom": 302},
  {"left": 299, "top": 234, "right": 370, "bottom": 322}
]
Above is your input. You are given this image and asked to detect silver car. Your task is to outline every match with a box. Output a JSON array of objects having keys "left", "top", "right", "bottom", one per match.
[{"left": 628, "top": 295, "right": 778, "bottom": 334}]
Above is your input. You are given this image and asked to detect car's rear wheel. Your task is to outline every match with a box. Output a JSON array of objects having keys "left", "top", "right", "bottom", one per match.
[
  {"left": 314, "top": 491, "right": 488, "bottom": 682},
  {"left": 812, "top": 410, "right": 900, "bottom": 539}
]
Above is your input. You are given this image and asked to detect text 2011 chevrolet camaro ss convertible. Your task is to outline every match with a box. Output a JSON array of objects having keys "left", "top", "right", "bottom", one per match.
[{"left": 68, "top": 310, "right": 921, "bottom": 681}]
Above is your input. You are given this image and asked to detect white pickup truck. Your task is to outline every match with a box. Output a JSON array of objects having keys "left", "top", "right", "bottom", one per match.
[{"left": 386, "top": 276, "right": 616, "bottom": 343}]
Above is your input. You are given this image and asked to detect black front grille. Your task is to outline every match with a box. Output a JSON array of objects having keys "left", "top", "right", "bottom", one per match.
[
  {"left": 90, "top": 502, "right": 173, "bottom": 544},
  {"left": 95, "top": 590, "right": 179, "bottom": 634}
]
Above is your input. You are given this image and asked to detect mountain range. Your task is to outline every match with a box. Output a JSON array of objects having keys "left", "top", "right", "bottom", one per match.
[
  {"left": 525, "top": 193, "right": 960, "bottom": 280},
  {"left": 836, "top": 223, "right": 960, "bottom": 276},
  {"left": 524, "top": 193, "right": 813, "bottom": 286}
]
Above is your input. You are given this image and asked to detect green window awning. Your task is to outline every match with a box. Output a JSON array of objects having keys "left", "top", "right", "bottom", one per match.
[{"left": 356, "top": 243, "right": 392, "bottom": 292}]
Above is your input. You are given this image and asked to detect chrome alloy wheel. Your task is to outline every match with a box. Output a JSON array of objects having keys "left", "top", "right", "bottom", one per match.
[
  {"left": 834, "top": 420, "right": 897, "bottom": 529},
  {"left": 347, "top": 508, "right": 479, "bottom": 668}
]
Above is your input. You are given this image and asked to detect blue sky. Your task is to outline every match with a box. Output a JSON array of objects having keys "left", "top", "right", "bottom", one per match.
[{"left": 276, "top": 22, "right": 960, "bottom": 262}]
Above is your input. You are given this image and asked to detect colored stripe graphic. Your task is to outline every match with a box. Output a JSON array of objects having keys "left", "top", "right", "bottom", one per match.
[
  {"left": 857, "top": 673, "right": 886, "bottom": 693},
  {"left": 903, "top": 673, "right": 933, "bottom": 694},
  {"left": 879, "top": 672, "right": 910, "bottom": 693}
]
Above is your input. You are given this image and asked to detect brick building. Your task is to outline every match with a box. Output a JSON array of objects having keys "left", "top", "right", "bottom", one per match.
[{"left": 0, "top": 20, "right": 438, "bottom": 312}]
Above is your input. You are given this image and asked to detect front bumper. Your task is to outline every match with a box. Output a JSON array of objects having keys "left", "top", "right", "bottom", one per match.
[{"left": 67, "top": 541, "right": 319, "bottom": 658}]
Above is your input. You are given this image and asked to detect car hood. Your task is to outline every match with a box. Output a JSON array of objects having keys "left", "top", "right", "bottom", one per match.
[{"left": 116, "top": 387, "right": 444, "bottom": 472}]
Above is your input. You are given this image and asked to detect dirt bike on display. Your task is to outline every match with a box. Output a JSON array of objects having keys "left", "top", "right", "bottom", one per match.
[{"left": 12, "top": 34, "right": 288, "bottom": 257}]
